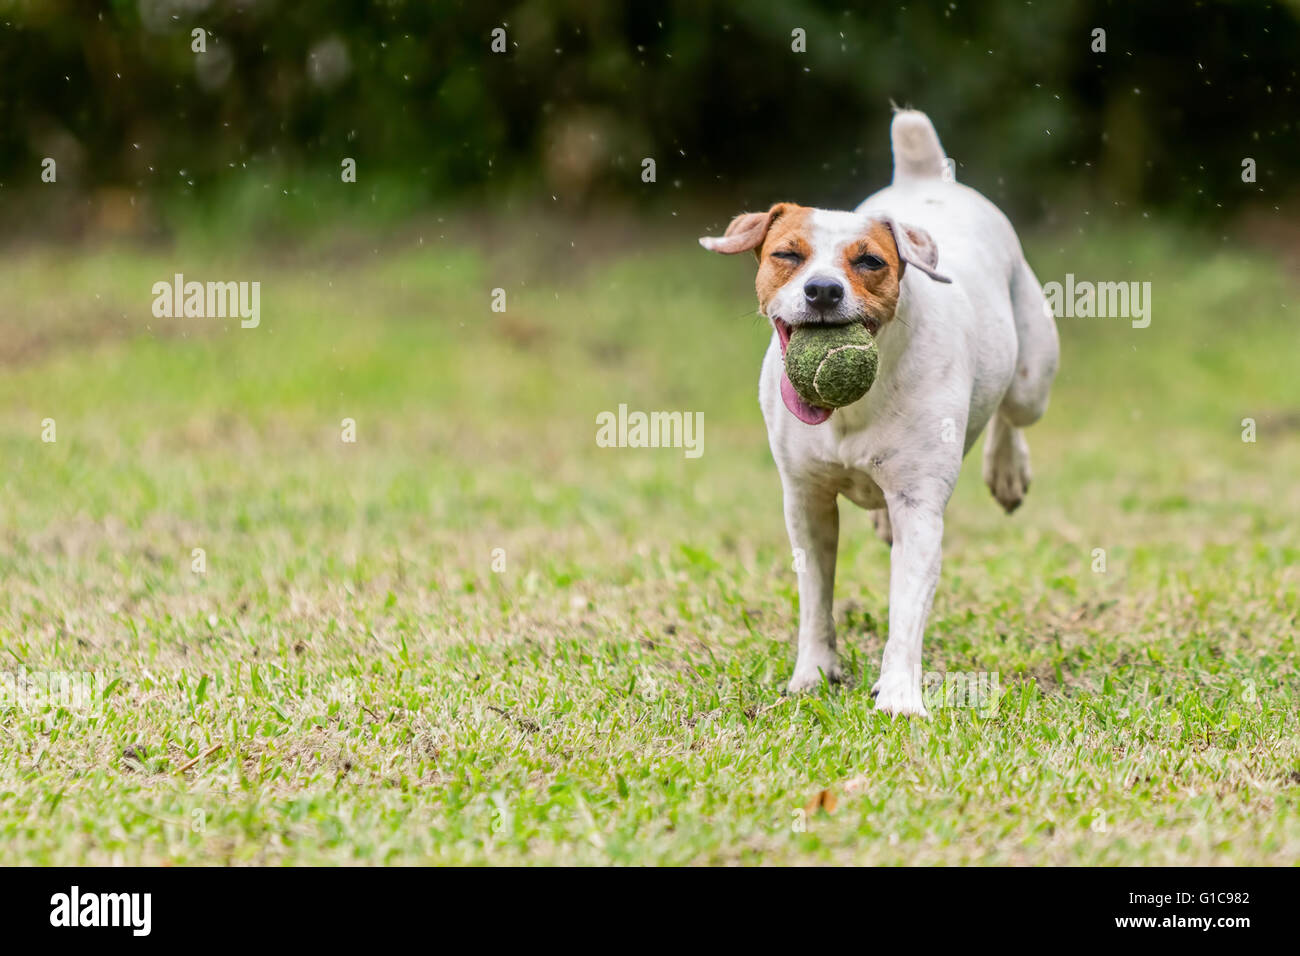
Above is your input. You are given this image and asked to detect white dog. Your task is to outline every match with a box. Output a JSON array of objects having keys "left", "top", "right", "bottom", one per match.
[{"left": 699, "top": 111, "right": 1059, "bottom": 716}]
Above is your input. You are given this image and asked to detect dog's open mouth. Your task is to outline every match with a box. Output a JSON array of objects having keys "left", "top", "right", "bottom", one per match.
[
  {"left": 774, "top": 318, "right": 875, "bottom": 426},
  {"left": 775, "top": 319, "right": 831, "bottom": 425}
]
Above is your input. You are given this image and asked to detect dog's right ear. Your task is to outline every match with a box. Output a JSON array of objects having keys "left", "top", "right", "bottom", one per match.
[
  {"left": 878, "top": 217, "right": 952, "bottom": 283},
  {"left": 698, "top": 204, "right": 787, "bottom": 256}
]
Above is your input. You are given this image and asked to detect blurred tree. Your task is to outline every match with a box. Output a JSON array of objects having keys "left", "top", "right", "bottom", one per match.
[{"left": 0, "top": 0, "right": 1295, "bottom": 225}]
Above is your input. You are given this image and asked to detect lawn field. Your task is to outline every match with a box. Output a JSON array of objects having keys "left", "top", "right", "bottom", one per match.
[{"left": 0, "top": 217, "right": 1297, "bottom": 865}]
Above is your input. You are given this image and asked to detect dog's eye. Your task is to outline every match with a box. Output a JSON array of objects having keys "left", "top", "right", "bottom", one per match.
[
  {"left": 771, "top": 250, "right": 804, "bottom": 264},
  {"left": 853, "top": 254, "right": 886, "bottom": 271}
]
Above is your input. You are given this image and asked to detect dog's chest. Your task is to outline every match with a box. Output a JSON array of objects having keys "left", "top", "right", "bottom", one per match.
[
  {"left": 798, "top": 429, "right": 889, "bottom": 511},
  {"left": 838, "top": 467, "right": 887, "bottom": 511},
  {"left": 760, "top": 342, "right": 893, "bottom": 510}
]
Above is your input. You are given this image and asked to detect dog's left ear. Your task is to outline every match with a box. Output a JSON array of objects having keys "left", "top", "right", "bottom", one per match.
[{"left": 879, "top": 218, "right": 952, "bottom": 283}]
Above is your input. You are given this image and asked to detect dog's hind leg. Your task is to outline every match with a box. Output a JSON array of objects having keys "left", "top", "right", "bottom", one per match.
[
  {"left": 983, "top": 414, "right": 1032, "bottom": 513},
  {"left": 1001, "top": 257, "right": 1059, "bottom": 427},
  {"left": 984, "top": 258, "right": 1059, "bottom": 513}
]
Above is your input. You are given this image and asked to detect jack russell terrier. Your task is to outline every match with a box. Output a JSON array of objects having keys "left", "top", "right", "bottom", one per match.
[{"left": 700, "top": 110, "right": 1059, "bottom": 716}]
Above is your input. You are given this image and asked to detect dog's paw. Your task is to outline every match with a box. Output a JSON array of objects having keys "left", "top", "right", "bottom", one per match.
[
  {"left": 870, "top": 508, "right": 893, "bottom": 546},
  {"left": 788, "top": 655, "right": 844, "bottom": 693},
  {"left": 871, "top": 673, "right": 929, "bottom": 718},
  {"left": 983, "top": 423, "right": 1032, "bottom": 514}
]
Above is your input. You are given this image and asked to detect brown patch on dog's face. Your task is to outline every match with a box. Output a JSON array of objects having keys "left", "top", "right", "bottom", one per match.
[
  {"left": 702, "top": 205, "right": 939, "bottom": 333},
  {"left": 755, "top": 211, "right": 903, "bottom": 333},
  {"left": 838, "top": 220, "right": 902, "bottom": 335},
  {"left": 753, "top": 204, "right": 814, "bottom": 314}
]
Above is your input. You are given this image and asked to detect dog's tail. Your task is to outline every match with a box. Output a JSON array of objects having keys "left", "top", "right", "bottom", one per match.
[{"left": 890, "top": 110, "right": 948, "bottom": 184}]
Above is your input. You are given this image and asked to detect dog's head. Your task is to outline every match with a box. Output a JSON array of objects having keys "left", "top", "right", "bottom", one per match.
[
  {"left": 699, "top": 202, "right": 951, "bottom": 335},
  {"left": 699, "top": 203, "right": 952, "bottom": 423}
]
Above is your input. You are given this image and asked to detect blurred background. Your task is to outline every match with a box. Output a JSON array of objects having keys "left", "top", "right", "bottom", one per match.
[{"left": 1, "top": 0, "right": 1297, "bottom": 237}]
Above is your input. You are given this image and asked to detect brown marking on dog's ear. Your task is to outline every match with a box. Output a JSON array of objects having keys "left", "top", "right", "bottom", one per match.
[
  {"left": 877, "top": 217, "right": 952, "bottom": 283},
  {"left": 699, "top": 203, "right": 792, "bottom": 256}
]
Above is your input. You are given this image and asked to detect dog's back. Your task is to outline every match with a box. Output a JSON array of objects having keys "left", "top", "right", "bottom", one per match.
[
  {"left": 860, "top": 111, "right": 1022, "bottom": 290},
  {"left": 860, "top": 110, "right": 1059, "bottom": 431}
]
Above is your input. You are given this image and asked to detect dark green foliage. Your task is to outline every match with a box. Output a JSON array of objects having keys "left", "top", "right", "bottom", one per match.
[{"left": 0, "top": 1, "right": 1295, "bottom": 221}]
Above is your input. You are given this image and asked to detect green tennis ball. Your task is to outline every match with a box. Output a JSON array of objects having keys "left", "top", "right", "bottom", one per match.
[{"left": 785, "top": 323, "right": 879, "bottom": 408}]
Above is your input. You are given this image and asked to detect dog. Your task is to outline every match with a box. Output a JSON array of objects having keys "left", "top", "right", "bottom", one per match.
[{"left": 699, "top": 110, "right": 1059, "bottom": 716}]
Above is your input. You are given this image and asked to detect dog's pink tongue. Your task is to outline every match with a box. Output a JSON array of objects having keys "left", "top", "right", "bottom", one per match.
[{"left": 781, "top": 372, "right": 833, "bottom": 425}]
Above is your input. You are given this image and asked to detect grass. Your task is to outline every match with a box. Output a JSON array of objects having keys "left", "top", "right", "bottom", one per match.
[{"left": 0, "top": 213, "right": 1297, "bottom": 865}]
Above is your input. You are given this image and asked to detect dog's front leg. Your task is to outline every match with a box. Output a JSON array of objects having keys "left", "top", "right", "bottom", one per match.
[
  {"left": 872, "top": 491, "right": 945, "bottom": 717},
  {"left": 783, "top": 481, "right": 843, "bottom": 692}
]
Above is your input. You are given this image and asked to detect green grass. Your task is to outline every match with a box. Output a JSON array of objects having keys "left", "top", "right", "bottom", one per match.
[{"left": 0, "top": 216, "right": 1297, "bottom": 864}]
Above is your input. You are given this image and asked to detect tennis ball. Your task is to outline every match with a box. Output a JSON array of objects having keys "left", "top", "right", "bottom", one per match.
[{"left": 784, "top": 323, "right": 879, "bottom": 408}]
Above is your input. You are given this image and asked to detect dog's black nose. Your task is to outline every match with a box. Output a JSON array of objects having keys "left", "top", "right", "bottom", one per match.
[{"left": 803, "top": 277, "right": 844, "bottom": 310}]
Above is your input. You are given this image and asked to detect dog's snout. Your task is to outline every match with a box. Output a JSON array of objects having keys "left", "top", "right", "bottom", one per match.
[{"left": 803, "top": 277, "right": 844, "bottom": 310}]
